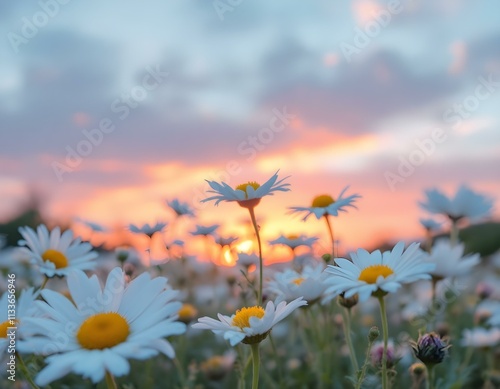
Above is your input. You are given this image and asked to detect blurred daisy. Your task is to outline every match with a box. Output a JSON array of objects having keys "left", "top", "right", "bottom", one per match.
[
  {"left": 192, "top": 297, "right": 306, "bottom": 346},
  {"left": 200, "top": 351, "right": 236, "bottom": 381},
  {"left": 1, "top": 287, "right": 38, "bottom": 354},
  {"left": 0, "top": 234, "right": 6, "bottom": 249},
  {"left": 289, "top": 186, "right": 361, "bottom": 221},
  {"left": 371, "top": 339, "right": 397, "bottom": 368},
  {"left": 236, "top": 252, "right": 259, "bottom": 269},
  {"left": 268, "top": 234, "right": 318, "bottom": 250},
  {"left": 267, "top": 262, "right": 331, "bottom": 304},
  {"left": 419, "top": 185, "right": 493, "bottom": 222},
  {"left": 215, "top": 235, "right": 239, "bottom": 247},
  {"left": 166, "top": 198, "right": 195, "bottom": 217},
  {"left": 18, "top": 225, "right": 97, "bottom": 278},
  {"left": 191, "top": 224, "right": 220, "bottom": 237},
  {"left": 461, "top": 327, "right": 500, "bottom": 348},
  {"left": 19, "top": 267, "right": 186, "bottom": 386},
  {"left": 423, "top": 239, "right": 480, "bottom": 280},
  {"left": 201, "top": 170, "right": 290, "bottom": 208},
  {"left": 325, "top": 242, "right": 434, "bottom": 302},
  {"left": 485, "top": 301, "right": 500, "bottom": 326},
  {"left": 75, "top": 217, "right": 108, "bottom": 232},
  {"left": 128, "top": 222, "right": 167, "bottom": 238},
  {"left": 419, "top": 218, "right": 442, "bottom": 232}
]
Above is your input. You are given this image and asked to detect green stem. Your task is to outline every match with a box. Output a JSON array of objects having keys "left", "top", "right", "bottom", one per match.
[
  {"left": 355, "top": 338, "right": 375, "bottom": 389},
  {"left": 16, "top": 353, "right": 40, "bottom": 389},
  {"left": 251, "top": 343, "right": 260, "bottom": 389},
  {"left": 248, "top": 206, "right": 263, "bottom": 305},
  {"left": 343, "top": 308, "right": 359, "bottom": 373},
  {"left": 427, "top": 365, "right": 435, "bottom": 389},
  {"left": 173, "top": 357, "right": 189, "bottom": 389},
  {"left": 450, "top": 220, "right": 459, "bottom": 246},
  {"left": 105, "top": 370, "right": 118, "bottom": 389},
  {"left": 324, "top": 215, "right": 335, "bottom": 259},
  {"left": 269, "top": 334, "right": 284, "bottom": 388},
  {"left": 38, "top": 276, "right": 49, "bottom": 292},
  {"left": 378, "top": 296, "right": 389, "bottom": 389}
]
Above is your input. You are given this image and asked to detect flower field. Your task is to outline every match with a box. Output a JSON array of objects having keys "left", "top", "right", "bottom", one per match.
[{"left": 1, "top": 177, "right": 499, "bottom": 389}]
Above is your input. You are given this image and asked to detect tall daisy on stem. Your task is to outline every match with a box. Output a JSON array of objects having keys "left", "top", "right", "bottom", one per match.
[
  {"left": 193, "top": 297, "right": 306, "bottom": 389},
  {"left": 201, "top": 170, "right": 290, "bottom": 305},
  {"left": 419, "top": 185, "right": 493, "bottom": 245},
  {"left": 289, "top": 186, "right": 360, "bottom": 259},
  {"left": 325, "top": 242, "right": 434, "bottom": 389}
]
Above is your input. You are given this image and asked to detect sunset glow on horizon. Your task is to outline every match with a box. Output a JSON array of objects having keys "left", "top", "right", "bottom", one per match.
[{"left": 1, "top": 1, "right": 499, "bottom": 265}]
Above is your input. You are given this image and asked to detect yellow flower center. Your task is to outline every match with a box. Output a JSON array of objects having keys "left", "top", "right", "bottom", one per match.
[
  {"left": 178, "top": 303, "right": 197, "bottom": 323},
  {"left": 235, "top": 182, "right": 261, "bottom": 198},
  {"left": 42, "top": 249, "right": 68, "bottom": 269},
  {"left": 77, "top": 312, "right": 130, "bottom": 349},
  {"left": 0, "top": 320, "right": 13, "bottom": 338},
  {"left": 287, "top": 234, "right": 299, "bottom": 240},
  {"left": 232, "top": 306, "right": 265, "bottom": 329},
  {"left": 311, "top": 194, "right": 335, "bottom": 208},
  {"left": 358, "top": 265, "right": 394, "bottom": 284},
  {"left": 292, "top": 277, "right": 305, "bottom": 285}
]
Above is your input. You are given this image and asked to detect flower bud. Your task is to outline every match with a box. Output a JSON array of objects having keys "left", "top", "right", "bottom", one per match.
[
  {"left": 371, "top": 340, "right": 396, "bottom": 369},
  {"left": 409, "top": 362, "right": 427, "bottom": 387},
  {"left": 201, "top": 356, "right": 231, "bottom": 381},
  {"left": 337, "top": 292, "right": 359, "bottom": 309},
  {"left": 322, "top": 253, "right": 332, "bottom": 263},
  {"left": 178, "top": 303, "right": 198, "bottom": 324},
  {"left": 412, "top": 332, "right": 449, "bottom": 365},
  {"left": 115, "top": 246, "right": 130, "bottom": 264},
  {"left": 368, "top": 326, "right": 380, "bottom": 342},
  {"left": 476, "top": 282, "right": 494, "bottom": 300},
  {"left": 409, "top": 362, "right": 427, "bottom": 377}
]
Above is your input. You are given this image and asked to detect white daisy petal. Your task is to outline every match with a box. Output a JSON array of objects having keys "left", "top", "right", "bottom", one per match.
[{"left": 19, "top": 267, "right": 185, "bottom": 385}]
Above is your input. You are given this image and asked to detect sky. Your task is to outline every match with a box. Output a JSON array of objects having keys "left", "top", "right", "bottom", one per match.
[{"left": 1, "top": 0, "right": 499, "bottom": 262}]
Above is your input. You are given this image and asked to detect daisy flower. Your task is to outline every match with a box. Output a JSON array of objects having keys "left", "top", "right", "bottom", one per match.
[
  {"left": 215, "top": 235, "right": 239, "bottom": 247},
  {"left": 18, "top": 267, "right": 186, "bottom": 386},
  {"left": 192, "top": 297, "right": 306, "bottom": 346},
  {"left": 201, "top": 170, "right": 290, "bottom": 209},
  {"left": 201, "top": 171, "right": 290, "bottom": 306},
  {"left": 236, "top": 252, "right": 260, "bottom": 269},
  {"left": 481, "top": 300, "right": 500, "bottom": 327},
  {"left": 128, "top": 222, "right": 167, "bottom": 238},
  {"left": 191, "top": 224, "right": 220, "bottom": 237},
  {"left": 166, "top": 198, "right": 195, "bottom": 217},
  {"left": 268, "top": 234, "right": 318, "bottom": 250},
  {"left": 75, "top": 217, "right": 108, "bottom": 232},
  {"left": 267, "top": 263, "right": 331, "bottom": 304},
  {"left": 423, "top": 239, "right": 480, "bottom": 280},
  {"left": 18, "top": 225, "right": 97, "bottom": 278},
  {"left": 325, "top": 242, "right": 434, "bottom": 302},
  {"left": 461, "top": 327, "right": 500, "bottom": 348},
  {"left": 419, "top": 185, "right": 494, "bottom": 222},
  {"left": 289, "top": 186, "right": 361, "bottom": 221},
  {"left": 1, "top": 287, "right": 38, "bottom": 354},
  {"left": 419, "top": 218, "right": 442, "bottom": 232}
]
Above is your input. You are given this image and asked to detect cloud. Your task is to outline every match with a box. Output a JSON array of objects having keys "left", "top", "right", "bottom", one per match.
[{"left": 260, "top": 47, "right": 460, "bottom": 133}]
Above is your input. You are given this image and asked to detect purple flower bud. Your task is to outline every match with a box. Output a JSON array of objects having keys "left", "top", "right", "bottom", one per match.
[{"left": 412, "top": 332, "right": 449, "bottom": 365}]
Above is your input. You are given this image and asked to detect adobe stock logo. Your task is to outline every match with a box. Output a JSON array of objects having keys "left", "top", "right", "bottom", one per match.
[
  {"left": 340, "top": 0, "right": 403, "bottom": 63},
  {"left": 384, "top": 129, "right": 447, "bottom": 192},
  {"left": 7, "top": 0, "right": 72, "bottom": 54}
]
